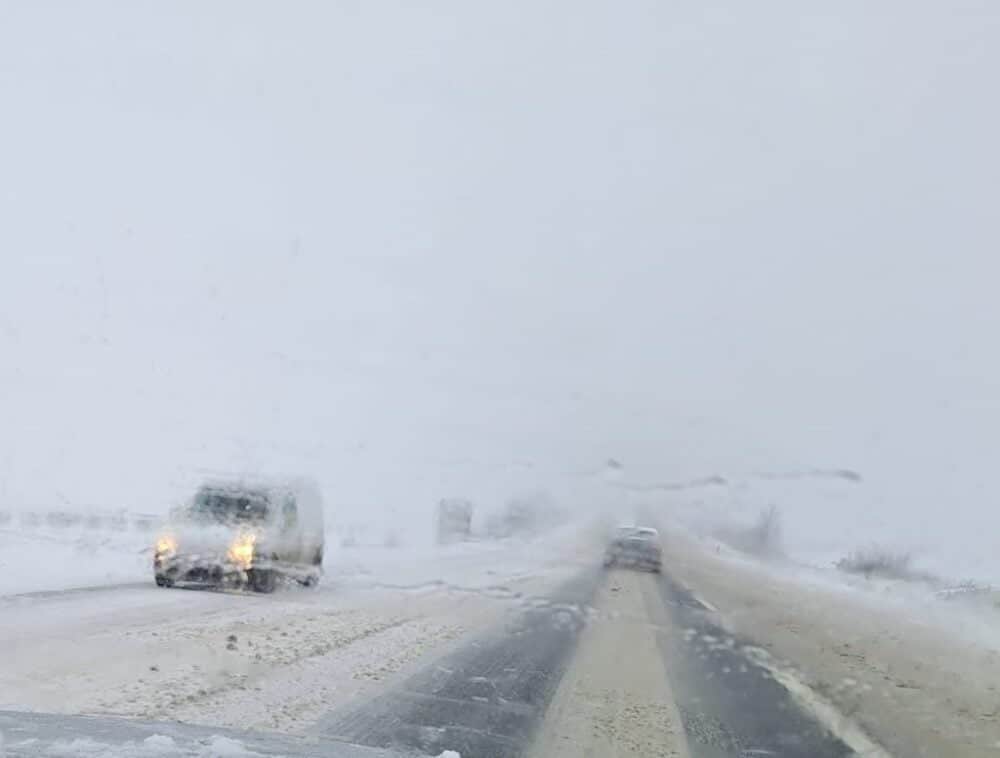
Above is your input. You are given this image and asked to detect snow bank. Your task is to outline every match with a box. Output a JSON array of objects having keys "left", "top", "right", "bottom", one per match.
[{"left": 0, "top": 521, "right": 152, "bottom": 596}]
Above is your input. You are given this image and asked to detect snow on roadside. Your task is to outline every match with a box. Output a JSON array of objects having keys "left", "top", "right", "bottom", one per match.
[
  {"left": 652, "top": 474, "right": 1000, "bottom": 588},
  {"left": 661, "top": 522, "right": 1000, "bottom": 651},
  {"left": 0, "top": 525, "right": 152, "bottom": 596}
]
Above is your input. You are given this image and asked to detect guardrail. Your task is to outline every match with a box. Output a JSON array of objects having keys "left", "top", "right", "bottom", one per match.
[{"left": 0, "top": 510, "right": 163, "bottom": 533}]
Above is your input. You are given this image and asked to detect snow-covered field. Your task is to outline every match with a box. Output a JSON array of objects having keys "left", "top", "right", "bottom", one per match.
[
  {"left": 633, "top": 474, "right": 1000, "bottom": 587},
  {"left": 0, "top": 519, "right": 153, "bottom": 596}
]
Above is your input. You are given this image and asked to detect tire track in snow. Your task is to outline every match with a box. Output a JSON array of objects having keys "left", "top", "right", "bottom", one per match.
[
  {"left": 315, "top": 568, "right": 602, "bottom": 758},
  {"left": 647, "top": 571, "right": 861, "bottom": 758}
]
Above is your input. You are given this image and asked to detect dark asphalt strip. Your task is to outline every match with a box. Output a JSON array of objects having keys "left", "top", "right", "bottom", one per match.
[
  {"left": 316, "top": 568, "right": 602, "bottom": 758},
  {"left": 645, "top": 570, "right": 854, "bottom": 758}
]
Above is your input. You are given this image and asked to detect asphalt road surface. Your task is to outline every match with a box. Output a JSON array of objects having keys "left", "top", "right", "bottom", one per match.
[
  {"left": 317, "top": 569, "right": 601, "bottom": 757},
  {"left": 0, "top": 535, "right": 895, "bottom": 757},
  {"left": 316, "top": 564, "right": 856, "bottom": 758},
  {"left": 651, "top": 573, "right": 852, "bottom": 758}
]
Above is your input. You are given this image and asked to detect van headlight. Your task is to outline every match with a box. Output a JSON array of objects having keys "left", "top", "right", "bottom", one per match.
[
  {"left": 228, "top": 533, "right": 257, "bottom": 569},
  {"left": 155, "top": 535, "right": 178, "bottom": 559}
]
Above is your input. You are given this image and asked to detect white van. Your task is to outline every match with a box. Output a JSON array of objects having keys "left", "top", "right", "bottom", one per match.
[{"left": 154, "top": 477, "right": 325, "bottom": 592}]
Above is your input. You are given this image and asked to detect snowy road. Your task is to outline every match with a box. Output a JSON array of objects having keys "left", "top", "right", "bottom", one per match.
[
  {"left": 0, "top": 532, "right": 594, "bottom": 729},
  {"left": 3, "top": 527, "right": 1000, "bottom": 756}
]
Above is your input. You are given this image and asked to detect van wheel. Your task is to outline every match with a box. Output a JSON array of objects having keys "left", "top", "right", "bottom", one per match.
[{"left": 248, "top": 569, "right": 277, "bottom": 593}]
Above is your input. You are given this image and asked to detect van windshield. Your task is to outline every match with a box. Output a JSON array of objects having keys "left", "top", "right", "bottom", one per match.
[{"left": 191, "top": 489, "right": 270, "bottom": 524}]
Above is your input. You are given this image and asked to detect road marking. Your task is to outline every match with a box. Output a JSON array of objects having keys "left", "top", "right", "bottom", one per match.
[{"left": 741, "top": 646, "right": 894, "bottom": 758}]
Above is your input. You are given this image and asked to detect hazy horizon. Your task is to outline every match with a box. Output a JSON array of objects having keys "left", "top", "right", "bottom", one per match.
[{"left": 2, "top": 2, "right": 998, "bottom": 566}]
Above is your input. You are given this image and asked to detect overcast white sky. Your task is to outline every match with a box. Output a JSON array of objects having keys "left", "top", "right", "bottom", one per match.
[{"left": 1, "top": 2, "right": 998, "bottom": 541}]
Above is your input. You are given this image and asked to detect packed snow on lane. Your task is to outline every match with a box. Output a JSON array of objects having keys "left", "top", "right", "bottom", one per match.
[{"left": 0, "top": 515, "right": 597, "bottom": 736}]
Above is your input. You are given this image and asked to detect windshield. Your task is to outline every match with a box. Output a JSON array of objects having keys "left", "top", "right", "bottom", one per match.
[
  {"left": 191, "top": 489, "right": 270, "bottom": 524},
  {"left": 1, "top": 2, "right": 997, "bottom": 757}
]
